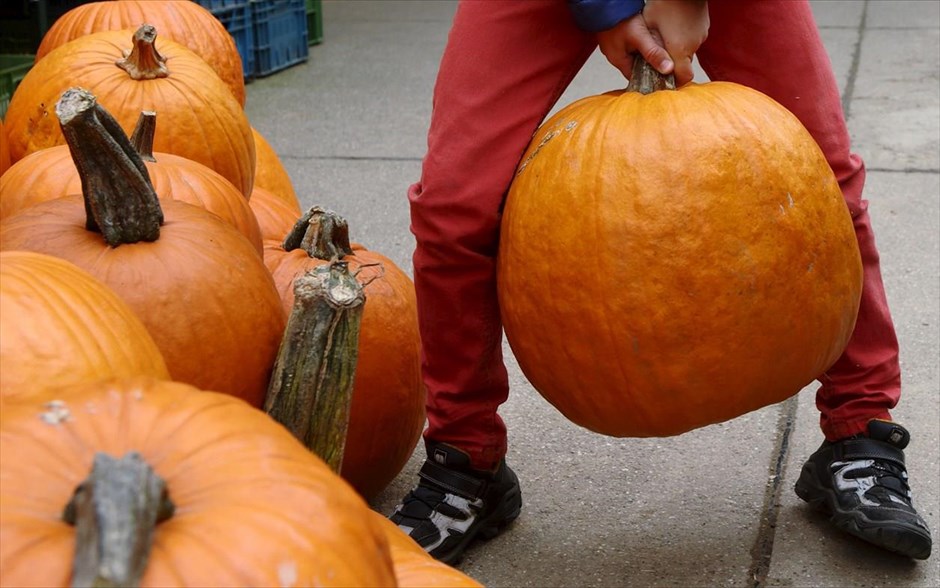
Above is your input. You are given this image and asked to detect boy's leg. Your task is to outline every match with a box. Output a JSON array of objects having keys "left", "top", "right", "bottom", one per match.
[
  {"left": 697, "top": 0, "right": 930, "bottom": 559},
  {"left": 697, "top": 0, "right": 899, "bottom": 440},
  {"left": 409, "top": 0, "right": 595, "bottom": 471},
  {"left": 395, "top": 0, "right": 596, "bottom": 563}
]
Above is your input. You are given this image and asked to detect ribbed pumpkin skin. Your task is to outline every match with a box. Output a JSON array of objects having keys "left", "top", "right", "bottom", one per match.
[
  {"left": 250, "top": 185, "right": 302, "bottom": 241},
  {"left": 0, "top": 120, "right": 9, "bottom": 177},
  {"left": 0, "top": 145, "right": 263, "bottom": 254},
  {"left": 264, "top": 243, "right": 425, "bottom": 499},
  {"left": 4, "top": 29, "right": 255, "bottom": 196},
  {"left": 0, "top": 251, "right": 169, "bottom": 400},
  {"left": 498, "top": 82, "right": 863, "bottom": 437},
  {"left": 34, "top": 0, "right": 246, "bottom": 106},
  {"left": 0, "top": 197, "right": 285, "bottom": 407},
  {"left": 0, "top": 378, "right": 397, "bottom": 587},
  {"left": 252, "top": 127, "right": 301, "bottom": 208}
]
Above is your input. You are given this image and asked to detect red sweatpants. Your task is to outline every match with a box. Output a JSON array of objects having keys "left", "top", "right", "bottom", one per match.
[{"left": 408, "top": 0, "right": 901, "bottom": 470}]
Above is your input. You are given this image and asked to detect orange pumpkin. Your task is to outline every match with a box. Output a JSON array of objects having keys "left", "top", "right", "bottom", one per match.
[
  {"left": 35, "top": 0, "right": 246, "bottom": 106},
  {"left": 0, "top": 251, "right": 169, "bottom": 400},
  {"left": 4, "top": 25, "right": 255, "bottom": 196},
  {"left": 249, "top": 184, "right": 302, "bottom": 242},
  {"left": 497, "top": 65, "right": 863, "bottom": 437},
  {"left": 0, "top": 378, "right": 397, "bottom": 587},
  {"left": 1, "top": 198, "right": 283, "bottom": 406},
  {"left": 0, "top": 89, "right": 283, "bottom": 407},
  {"left": 264, "top": 208, "right": 425, "bottom": 499},
  {"left": 0, "top": 113, "right": 262, "bottom": 254},
  {"left": 0, "top": 120, "right": 9, "bottom": 177},
  {"left": 252, "top": 126, "right": 301, "bottom": 208}
]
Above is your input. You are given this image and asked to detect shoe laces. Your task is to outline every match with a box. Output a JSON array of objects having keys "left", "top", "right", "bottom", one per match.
[
  {"left": 399, "top": 484, "right": 469, "bottom": 521},
  {"left": 840, "top": 457, "right": 913, "bottom": 504}
]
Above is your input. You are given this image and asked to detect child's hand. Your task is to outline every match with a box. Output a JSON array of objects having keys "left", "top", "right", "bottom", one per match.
[
  {"left": 596, "top": 0, "right": 709, "bottom": 87},
  {"left": 643, "top": 0, "right": 710, "bottom": 86},
  {"left": 596, "top": 12, "right": 674, "bottom": 82}
]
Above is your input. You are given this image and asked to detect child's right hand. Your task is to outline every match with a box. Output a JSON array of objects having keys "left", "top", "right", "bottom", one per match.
[
  {"left": 643, "top": 0, "right": 710, "bottom": 86},
  {"left": 596, "top": 0, "right": 709, "bottom": 87}
]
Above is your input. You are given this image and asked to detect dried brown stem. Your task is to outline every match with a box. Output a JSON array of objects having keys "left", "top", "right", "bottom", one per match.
[
  {"left": 63, "top": 452, "right": 174, "bottom": 588},
  {"left": 627, "top": 56, "right": 676, "bottom": 95},
  {"left": 264, "top": 262, "right": 365, "bottom": 472},
  {"left": 129, "top": 111, "right": 158, "bottom": 163},
  {"left": 116, "top": 25, "right": 169, "bottom": 80},
  {"left": 282, "top": 207, "right": 354, "bottom": 261},
  {"left": 56, "top": 88, "right": 163, "bottom": 247}
]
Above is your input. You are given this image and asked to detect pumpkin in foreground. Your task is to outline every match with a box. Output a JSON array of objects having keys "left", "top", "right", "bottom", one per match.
[
  {"left": 497, "top": 62, "right": 863, "bottom": 437},
  {"left": 0, "top": 251, "right": 169, "bottom": 400},
  {"left": 0, "top": 377, "right": 396, "bottom": 587}
]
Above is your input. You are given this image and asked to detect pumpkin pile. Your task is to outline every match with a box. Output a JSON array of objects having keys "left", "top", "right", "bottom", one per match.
[
  {"left": 0, "top": 4, "right": 443, "bottom": 586},
  {"left": 498, "top": 59, "right": 863, "bottom": 437}
]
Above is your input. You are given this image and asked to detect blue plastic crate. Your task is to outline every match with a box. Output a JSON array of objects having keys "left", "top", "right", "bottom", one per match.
[
  {"left": 251, "top": 0, "right": 308, "bottom": 77},
  {"left": 194, "top": 0, "right": 256, "bottom": 81}
]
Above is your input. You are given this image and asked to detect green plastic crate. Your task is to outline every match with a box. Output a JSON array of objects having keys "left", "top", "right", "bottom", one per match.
[
  {"left": 1, "top": 54, "right": 33, "bottom": 120},
  {"left": 0, "top": 1, "right": 99, "bottom": 55},
  {"left": 306, "top": 0, "right": 323, "bottom": 46}
]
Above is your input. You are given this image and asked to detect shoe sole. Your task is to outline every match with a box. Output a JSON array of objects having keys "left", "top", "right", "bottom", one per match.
[
  {"left": 795, "top": 465, "right": 931, "bottom": 560},
  {"left": 433, "top": 483, "right": 523, "bottom": 566}
]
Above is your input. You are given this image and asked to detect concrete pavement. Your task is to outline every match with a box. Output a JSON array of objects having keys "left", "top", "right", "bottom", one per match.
[{"left": 244, "top": 1, "right": 940, "bottom": 586}]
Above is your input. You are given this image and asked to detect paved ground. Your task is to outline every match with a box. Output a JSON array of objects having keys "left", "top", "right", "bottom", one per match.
[{"left": 244, "top": 1, "right": 940, "bottom": 586}]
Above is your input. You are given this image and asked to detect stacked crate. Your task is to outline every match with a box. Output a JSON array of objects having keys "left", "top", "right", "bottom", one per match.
[
  {"left": 307, "top": 0, "right": 323, "bottom": 46},
  {"left": 252, "top": 0, "right": 308, "bottom": 77},
  {"left": 1, "top": 0, "right": 321, "bottom": 117},
  {"left": 198, "top": 0, "right": 257, "bottom": 80},
  {"left": 1, "top": 0, "right": 97, "bottom": 118},
  {"left": 197, "top": 0, "right": 318, "bottom": 80}
]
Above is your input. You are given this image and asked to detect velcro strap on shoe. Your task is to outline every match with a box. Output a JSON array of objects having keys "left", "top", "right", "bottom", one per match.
[
  {"left": 418, "top": 460, "right": 486, "bottom": 500},
  {"left": 839, "top": 437, "right": 906, "bottom": 466}
]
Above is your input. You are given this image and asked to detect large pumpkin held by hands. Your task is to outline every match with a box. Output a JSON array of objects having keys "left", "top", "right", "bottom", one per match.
[{"left": 497, "top": 63, "right": 863, "bottom": 437}]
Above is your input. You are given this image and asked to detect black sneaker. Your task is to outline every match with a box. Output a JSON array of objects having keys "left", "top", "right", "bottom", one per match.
[
  {"left": 388, "top": 442, "right": 522, "bottom": 564},
  {"left": 795, "top": 419, "right": 932, "bottom": 559}
]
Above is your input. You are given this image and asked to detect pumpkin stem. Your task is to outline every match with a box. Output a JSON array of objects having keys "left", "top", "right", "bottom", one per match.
[
  {"left": 283, "top": 207, "right": 355, "bottom": 260},
  {"left": 56, "top": 88, "right": 163, "bottom": 247},
  {"left": 627, "top": 56, "right": 677, "bottom": 95},
  {"left": 116, "top": 25, "right": 169, "bottom": 80},
  {"left": 264, "top": 261, "right": 365, "bottom": 473},
  {"left": 63, "top": 452, "right": 174, "bottom": 588},
  {"left": 129, "top": 111, "right": 158, "bottom": 163}
]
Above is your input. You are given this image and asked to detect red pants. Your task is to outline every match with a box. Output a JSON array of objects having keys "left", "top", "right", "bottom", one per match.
[{"left": 409, "top": 0, "right": 900, "bottom": 470}]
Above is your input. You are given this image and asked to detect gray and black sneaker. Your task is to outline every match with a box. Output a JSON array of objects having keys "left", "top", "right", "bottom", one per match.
[
  {"left": 795, "top": 419, "right": 932, "bottom": 559},
  {"left": 388, "top": 442, "right": 522, "bottom": 564}
]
